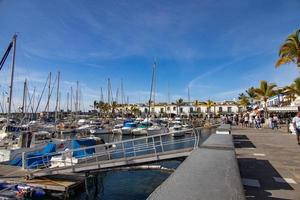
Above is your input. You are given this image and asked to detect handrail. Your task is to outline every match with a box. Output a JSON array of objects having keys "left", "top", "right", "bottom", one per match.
[{"left": 23, "top": 125, "right": 218, "bottom": 172}]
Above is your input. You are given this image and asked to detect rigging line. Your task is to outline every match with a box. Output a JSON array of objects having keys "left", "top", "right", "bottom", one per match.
[
  {"left": 0, "top": 42, "right": 13, "bottom": 71},
  {"left": 25, "top": 84, "right": 35, "bottom": 114},
  {"left": 34, "top": 75, "right": 50, "bottom": 113},
  {"left": 43, "top": 74, "right": 58, "bottom": 112}
]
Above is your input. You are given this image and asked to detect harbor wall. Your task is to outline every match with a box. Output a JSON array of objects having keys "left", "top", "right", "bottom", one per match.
[{"left": 147, "top": 134, "right": 245, "bottom": 200}]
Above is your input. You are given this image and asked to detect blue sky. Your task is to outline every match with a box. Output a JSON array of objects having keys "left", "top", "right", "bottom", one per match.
[{"left": 0, "top": 0, "right": 299, "bottom": 111}]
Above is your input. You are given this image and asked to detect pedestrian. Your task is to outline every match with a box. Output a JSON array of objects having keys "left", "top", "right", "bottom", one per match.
[
  {"left": 249, "top": 115, "right": 253, "bottom": 128},
  {"left": 292, "top": 111, "right": 300, "bottom": 145},
  {"left": 244, "top": 115, "right": 249, "bottom": 127},
  {"left": 255, "top": 115, "right": 261, "bottom": 129},
  {"left": 268, "top": 115, "right": 273, "bottom": 129},
  {"left": 240, "top": 116, "right": 244, "bottom": 127},
  {"left": 273, "top": 115, "right": 279, "bottom": 129}
]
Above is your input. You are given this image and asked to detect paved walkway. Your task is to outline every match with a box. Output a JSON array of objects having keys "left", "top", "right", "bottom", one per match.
[{"left": 233, "top": 127, "right": 300, "bottom": 200}]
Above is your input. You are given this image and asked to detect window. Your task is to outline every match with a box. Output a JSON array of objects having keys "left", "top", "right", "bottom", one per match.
[
  {"left": 189, "top": 107, "right": 193, "bottom": 112},
  {"left": 167, "top": 107, "right": 170, "bottom": 111},
  {"left": 197, "top": 107, "right": 201, "bottom": 112},
  {"left": 227, "top": 107, "right": 232, "bottom": 113},
  {"left": 180, "top": 108, "right": 183, "bottom": 113},
  {"left": 173, "top": 107, "right": 176, "bottom": 111},
  {"left": 160, "top": 108, "right": 164, "bottom": 113},
  {"left": 238, "top": 107, "right": 242, "bottom": 112},
  {"left": 144, "top": 108, "right": 148, "bottom": 113},
  {"left": 219, "top": 107, "right": 222, "bottom": 112}
]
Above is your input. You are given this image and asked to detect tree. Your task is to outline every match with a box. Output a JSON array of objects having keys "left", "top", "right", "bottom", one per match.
[
  {"left": 275, "top": 29, "right": 300, "bottom": 69},
  {"left": 93, "top": 100, "right": 98, "bottom": 110},
  {"left": 253, "top": 80, "right": 277, "bottom": 118},
  {"left": 111, "top": 101, "right": 118, "bottom": 116},
  {"left": 206, "top": 100, "right": 215, "bottom": 115},
  {"left": 130, "top": 105, "right": 140, "bottom": 116},
  {"left": 238, "top": 95, "right": 250, "bottom": 108},
  {"left": 245, "top": 87, "right": 257, "bottom": 105},
  {"left": 176, "top": 98, "right": 184, "bottom": 115},
  {"left": 282, "top": 78, "right": 300, "bottom": 105}
]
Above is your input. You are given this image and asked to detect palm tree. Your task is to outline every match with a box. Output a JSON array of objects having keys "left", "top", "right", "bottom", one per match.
[
  {"left": 245, "top": 87, "right": 257, "bottom": 104},
  {"left": 290, "top": 77, "right": 300, "bottom": 95},
  {"left": 130, "top": 105, "right": 140, "bottom": 116},
  {"left": 96, "top": 101, "right": 105, "bottom": 116},
  {"left": 282, "top": 78, "right": 300, "bottom": 105},
  {"left": 176, "top": 98, "right": 184, "bottom": 115},
  {"left": 275, "top": 29, "right": 300, "bottom": 69},
  {"left": 206, "top": 100, "right": 215, "bottom": 115},
  {"left": 111, "top": 101, "right": 118, "bottom": 116},
  {"left": 253, "top": 80, "right": 277, "bottom": 118},
  {"left": 238, "top": 95, "right": 249, "bottom": 108},
  {"left": 93, "top": 100, "right": 98, "bottom": 110}
]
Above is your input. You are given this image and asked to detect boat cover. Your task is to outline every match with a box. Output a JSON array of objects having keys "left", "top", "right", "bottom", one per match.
[
  {"left": 71, "top": 139, "right": 96, "bottom": 158},
  {"left": 10, "top": 143, "right": 56, "bottom": 168}
]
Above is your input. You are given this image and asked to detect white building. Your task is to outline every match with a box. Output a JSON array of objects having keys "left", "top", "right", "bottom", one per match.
[{"left": 137, "top": 100, "right": 244, "bottom": 116}]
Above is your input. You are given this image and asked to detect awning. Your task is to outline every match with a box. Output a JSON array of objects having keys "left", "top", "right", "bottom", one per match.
[{"left": 268, "top": 106, "right": 298, "bottom": 113}]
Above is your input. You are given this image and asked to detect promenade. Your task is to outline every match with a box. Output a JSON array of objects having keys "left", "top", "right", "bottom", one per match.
[{"left": 233, "top": 127, "right": 300, "bottom": 199}]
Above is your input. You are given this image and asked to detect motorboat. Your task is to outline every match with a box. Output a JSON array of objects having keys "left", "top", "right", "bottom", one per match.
[
  {"left": 112, "top": 124, "right": 123, "bottom": 134},
  {"left": 147, "top": 124, "right": 162, "bottom": 135},
  {"left": 169, "top": 121, "right": 185, "bottom": 137},
  {"left": 132, "top": 124, "right": 148, "bottom": 136},
  {"left": 121, "top": 122, "right": 137, "bottom": 135}
]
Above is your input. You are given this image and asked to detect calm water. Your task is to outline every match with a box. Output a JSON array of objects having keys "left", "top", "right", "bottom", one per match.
[{"left": 52, "top": 128, "right": 213, "bottom": 200}]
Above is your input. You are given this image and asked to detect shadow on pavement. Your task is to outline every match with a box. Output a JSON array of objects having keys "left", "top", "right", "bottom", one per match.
[
  {"left": 233, "top": 135, "right": 256, "bottom": 148},
  {"left": 238, "top": 158, "right": 294, "bottom": 200}
]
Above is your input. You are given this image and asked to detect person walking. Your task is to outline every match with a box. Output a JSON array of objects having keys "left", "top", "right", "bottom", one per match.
[
  {"left": 255, "top": 115, "right": 261, "bottom": 129},
  {"left": 244, "top": 115, "right": 249, "bottom": 127},
  {"left": 268, "top": 115, "right": 273, "bottom": 129},
  {"left": 292, "top": 111, "right": 300, "bottom": 145},
  {"left": 273, "top": 115, "right": 279, "bottom": 130}
]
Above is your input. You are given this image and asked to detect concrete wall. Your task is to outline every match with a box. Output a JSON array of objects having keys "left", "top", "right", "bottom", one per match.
[{"left": 147, "top": 134, "right": 245, "bottom": 200}]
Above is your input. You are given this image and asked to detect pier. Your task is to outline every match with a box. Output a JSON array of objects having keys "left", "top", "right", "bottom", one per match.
[{"left": 23, "top": 128, "right": 205, "bottom": 177}]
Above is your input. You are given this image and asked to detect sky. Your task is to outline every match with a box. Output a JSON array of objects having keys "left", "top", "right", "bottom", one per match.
[{"left": 0, "top": 0, "right": 299, "bottom": 111}]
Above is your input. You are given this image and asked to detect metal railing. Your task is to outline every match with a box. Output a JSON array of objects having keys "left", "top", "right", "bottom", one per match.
[{"left": 22, "top": 126, "right": 216, "bottom": 175}]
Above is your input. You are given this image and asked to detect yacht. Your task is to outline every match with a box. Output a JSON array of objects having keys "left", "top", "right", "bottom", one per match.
[
  {"left": 112, "top": 124, "right": 123, "bottom": 134},
  {"left": 121, "top": 122, "right": 137, "bottom": 135},
  {"left": 132, "top": 123, "right": 148, "bottom": 136},
  {"left": 169, "top": 121, "right": 185, "bottom": 137}
]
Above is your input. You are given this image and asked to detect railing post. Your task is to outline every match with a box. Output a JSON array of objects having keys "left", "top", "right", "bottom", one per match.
[
  {"left": 22, "top": 152, "right": 26, "bottom": 169},
  {"left": 70, "top": 155, "right": 75, "bottom": 172},
  {"left": 107, "top": 146, "right": 111, "bottom": 160},
  {"left": 152, "top": 136, "right": 157, "bottom": 155},
  {"left": 122, "top": 142, "right": 126, "bottom": 158},
  {"left": 132, "top": 140, "right": 136, "bottom": 157},
  {"left": 160, "top": 135, "right": 164, "bottom": 152}
]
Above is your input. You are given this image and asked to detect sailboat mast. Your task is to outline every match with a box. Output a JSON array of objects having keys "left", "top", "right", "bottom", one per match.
[
  {"left": 149, "top": 61, "right": 156, "bottom": 116},
  {"left": 70, "top": 87, "right": 73, "bottom": 113},
  {"left": 188, "top": 87, "right": 191, "bottom": 105},
  {"left": 8, "top": 34, "right": 17, "bottom": 119},
  {"left": 67, "top": 92, "right": 69, "bottom": 112},
  {"left": 100, "top": 87, "right": 104, "bottom": 102},
  {"left": 22, "top": 79, "right": 27, "bottom": 114},
  {"left": 76, "top": 81, "right": 79, "bottom": 114},
  {"left": 55, "top": 71, "right": 60, "bottom": 122},
  {"left": 46, "top": 72, "right": 52, "bottom": 117}
]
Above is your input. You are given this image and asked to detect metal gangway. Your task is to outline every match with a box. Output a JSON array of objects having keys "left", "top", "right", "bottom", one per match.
[{"left": 22, "top": 127, "right": 207, "bottom": 177}]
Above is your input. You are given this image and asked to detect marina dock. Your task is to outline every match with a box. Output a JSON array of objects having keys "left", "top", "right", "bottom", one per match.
[{"left": 0, "top": 164, "right": 84, "bottom": 195}]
